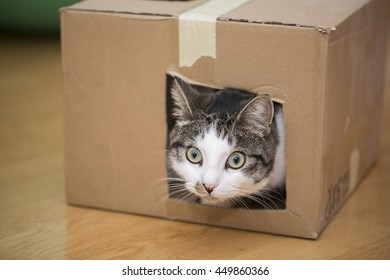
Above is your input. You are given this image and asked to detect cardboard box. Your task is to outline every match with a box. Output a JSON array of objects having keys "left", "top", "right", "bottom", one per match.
[{"left": 61, "top": 0, "right": 389, "bottom": 239}]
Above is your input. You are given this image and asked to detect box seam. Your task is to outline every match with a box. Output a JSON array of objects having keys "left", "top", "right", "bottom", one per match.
[{"left": 315, "top": 33, "right": 330, "bottom": 235}]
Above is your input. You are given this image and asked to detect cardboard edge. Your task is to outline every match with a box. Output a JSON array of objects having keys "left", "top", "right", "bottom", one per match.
[
  {"left": 59, "top": 7, "right": 175, "bottom": 20},
  {"left": 218, "top": 17, "right": 336, "bottom": 34},
  {"left": 60, "top": 9, "right": 72, "bottom": 208},
  {"left": 60, "top": 5, "right": 337, "bottom": 33},
  {"left": 166, "top": 69, "right": 288, "bottom": 104},
  {"left": 166, "top": 69, "right": 221, "bottom": 90},
  {"left": 67, "top": 199, "right": 320, "bottom": 239},
  {"left": 315, "top": 34, "right": 331, "bottom": 235},
  {"left": 164, "top": 215, "right": 320, "bottom": 240}
]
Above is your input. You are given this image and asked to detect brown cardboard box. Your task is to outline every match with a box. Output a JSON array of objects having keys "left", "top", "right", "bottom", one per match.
[{"left": 61, "top": 0, "right": 389, "bottom": 239}]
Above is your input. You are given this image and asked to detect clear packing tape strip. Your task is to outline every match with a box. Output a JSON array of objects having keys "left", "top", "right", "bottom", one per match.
[{"left": 179, "top": 0, "right": 251, "bottom": 68}]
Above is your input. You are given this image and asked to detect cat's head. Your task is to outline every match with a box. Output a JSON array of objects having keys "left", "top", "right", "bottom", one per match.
[{"left": 167, "top": 76, "right": 279, "bottom": 207}]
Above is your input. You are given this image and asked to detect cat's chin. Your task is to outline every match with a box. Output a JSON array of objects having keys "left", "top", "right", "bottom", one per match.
[{"left": 199, "top": 197, "right": 234, "bottom": 208}]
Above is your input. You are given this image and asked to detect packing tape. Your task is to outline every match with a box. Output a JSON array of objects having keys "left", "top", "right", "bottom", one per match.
[{"left": 179, "top": 0, "right": 250, "bottom": 68}]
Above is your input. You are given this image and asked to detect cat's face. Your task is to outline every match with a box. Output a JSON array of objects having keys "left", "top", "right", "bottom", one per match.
[{"left": 167, "top": 76, "right": 278, "bottom": 207}]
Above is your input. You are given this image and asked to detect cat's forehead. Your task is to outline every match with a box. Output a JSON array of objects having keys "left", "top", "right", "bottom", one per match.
[{"left": 195, "top": 125, "right": 232, "bottom": 157}]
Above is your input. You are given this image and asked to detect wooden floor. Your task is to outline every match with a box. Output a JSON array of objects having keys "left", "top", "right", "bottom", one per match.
[{"left": 1, "top": 33, "right": 390, "bottom": 260}]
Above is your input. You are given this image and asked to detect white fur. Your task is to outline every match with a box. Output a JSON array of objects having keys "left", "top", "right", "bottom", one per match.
[
  {"left": 171, "top": 125, "right": 275, "bottom": 207},
  {"left": 170, "top": 109, "right": 285, "bottom": 207}
]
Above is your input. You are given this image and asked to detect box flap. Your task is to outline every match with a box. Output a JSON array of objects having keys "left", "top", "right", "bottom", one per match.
[{"left": 64, "top": 0, "right": 371, "bottom": 33}]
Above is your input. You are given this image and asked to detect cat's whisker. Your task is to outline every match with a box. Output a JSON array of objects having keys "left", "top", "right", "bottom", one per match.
[
  {"left": 261, "top": 194, "right": 284, "bottom": 210},
  {"left": 153, "top": 183, "right": 184, "bottom": 207},
  {"left": 169, "top": 188, "right": 190, "bottom": 197},
  {"left": 154, "top": 185, "right": 183, "bottom": 198},
  {"left": 150, "top": 179, "right": 189, "bottom": 202},
  {"left": 151, "top": 178, "right": 186, "bottom": 191},
  {"left": 169, "top": 191, "right": 198, "bottom": 213},
  {"left": 230, "top": 196, "right": 247, "bottom": 209},
  {"left": 257, "top": 189, "right": 286, "bottom": 209},
  {"left": 237, "top": 191, "right": 275, "bottom": 215},
  {"left": 237, "top": 186, "right": 285, "bottom": 210},
  {"left": 253, "top": 193, "right": 279, "bottom": 210},
  {"left": 153, "top": 177, "right": 186, "bottom": 184},
  {"left": 260, "top": 193, "right": 285, "bottom": 206},
  {"left": 154, "top": 187, "right": 192, "bottom": 211},
  {"left": 230, "top": 196, "right": 257, "bottom": 225},
  {"left": 150, "top": 182, "right": 172, "bottom": 195}
]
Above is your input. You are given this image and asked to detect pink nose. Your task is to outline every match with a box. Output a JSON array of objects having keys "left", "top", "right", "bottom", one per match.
[{"left": 203, "top": 183, "right": 217, "bottom": 194}]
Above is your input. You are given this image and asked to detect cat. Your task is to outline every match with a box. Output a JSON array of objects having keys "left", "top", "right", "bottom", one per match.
[{"left": 166, "top": 75, "right": 285, "bottom": 209}]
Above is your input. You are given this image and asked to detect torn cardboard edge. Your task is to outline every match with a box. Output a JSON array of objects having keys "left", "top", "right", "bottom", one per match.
[
  {"left": 165, "top": 71, "right": 293, "bottom": 226},
  {"left": 218, "top": 17, "right": 336, "bottom": 34},
  {"left": 167, "top": 69, "right": 287, "bottom": 104},
  {"left": 61, "top": 7, "right": 337, "bottom": 33}
]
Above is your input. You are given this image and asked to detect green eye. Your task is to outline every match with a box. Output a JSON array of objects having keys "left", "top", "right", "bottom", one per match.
[
  {"left": 186, "top": 146, "right": 202, "bottom": 164},
  {"left": 227, "top": 152, "right": 246, "bottom": 169}
]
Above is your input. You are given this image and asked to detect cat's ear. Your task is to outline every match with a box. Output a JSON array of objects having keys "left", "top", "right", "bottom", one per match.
[
  {"left": 170, "top": 76, "right": 196, "bottom": 121},
  {"left": 237, "top": 94, "right": 274, "bottom": 135}
]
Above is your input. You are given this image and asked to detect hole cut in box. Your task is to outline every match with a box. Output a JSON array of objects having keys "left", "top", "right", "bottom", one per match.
[{"left": 165, "top": 73, "right": 286, "bottom": 210}]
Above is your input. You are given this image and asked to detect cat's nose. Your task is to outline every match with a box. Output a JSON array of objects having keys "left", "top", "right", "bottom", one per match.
[{"left": 203, "top": 183, "right": 217, "bottom": 194}]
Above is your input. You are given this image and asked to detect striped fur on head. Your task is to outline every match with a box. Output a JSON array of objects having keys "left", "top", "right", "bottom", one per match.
[{"left": 167, "top": 76, "right": 285, "bottom": 209}]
